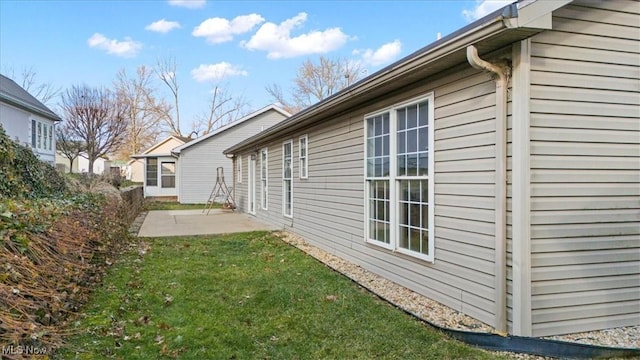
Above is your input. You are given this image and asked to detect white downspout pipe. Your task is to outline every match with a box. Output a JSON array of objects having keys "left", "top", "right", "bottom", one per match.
[{"left": 466, "top": 45, "right": 508, "bottom": 335}]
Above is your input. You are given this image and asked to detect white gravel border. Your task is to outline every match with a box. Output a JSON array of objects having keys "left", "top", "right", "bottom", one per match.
[{"left": 277, "top": 231, "right": 639, "bottom": 356}]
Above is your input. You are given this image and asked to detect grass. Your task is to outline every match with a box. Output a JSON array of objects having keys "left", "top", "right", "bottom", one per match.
[
  {"left": 144, "top": 201, "right": 220, "bottom": 211},
  {"left": 57, "top": 232, "right": 504, "bottom": 359}
]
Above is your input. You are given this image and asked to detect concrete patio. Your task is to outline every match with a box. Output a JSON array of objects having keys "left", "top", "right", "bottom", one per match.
[{"left": 136, "top": 209, "right": 280, "bottom": 237}]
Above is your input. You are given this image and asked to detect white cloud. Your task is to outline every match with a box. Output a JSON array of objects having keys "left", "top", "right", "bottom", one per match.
[
  {"left": 354, "top": 40, "right": 402, "bottom": 67},
  {"left": 191, "top": 62, "right": 248, "bottom": 82},
  {"left": 168, "top": 0, "right": 205, "bottom": 9},
  {"left": 193, "top": 14, "right": 264, "bottom": 44},
  {"left": 146, "top": 19, "right": 181, "bottom": 33},
  {"left": 462, "top": 0, "right": 514, "bottom": 22},
  {"left": 87, "top": 33, "right": 142, "bottom": 58},
  {"left": 243, "top": 12, "right": 349, "bottom": 59}
]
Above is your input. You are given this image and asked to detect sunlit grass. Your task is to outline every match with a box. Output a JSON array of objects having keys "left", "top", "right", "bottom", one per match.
[{"left": 57, "top": 232, "right": 504, "bottom": 359}]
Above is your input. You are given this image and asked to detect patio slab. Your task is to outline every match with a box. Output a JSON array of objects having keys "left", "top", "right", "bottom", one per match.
[{"left": 137, "top": 209, "right": 280, "bottom": 237}]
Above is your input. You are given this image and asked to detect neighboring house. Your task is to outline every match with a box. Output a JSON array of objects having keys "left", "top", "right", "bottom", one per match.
[
  {"left": 225, "top": 0, "right": 639, "bottom": 338},
  {"left": 0, "top": 74, "right": 62, "bottom": 164},
  {"left": 172, "top": 104, "right": 289, "bottom": 204},
  {"left": 130, "top": 136, "right": 189, "bottom": 197},
  {"left": 55, "top": 151, "right": 111, "bottom": 174}
]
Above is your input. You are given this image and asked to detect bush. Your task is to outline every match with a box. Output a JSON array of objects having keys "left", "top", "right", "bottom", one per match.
[{"left": 0, "top": 126, "right": 68, "bottom": 199}]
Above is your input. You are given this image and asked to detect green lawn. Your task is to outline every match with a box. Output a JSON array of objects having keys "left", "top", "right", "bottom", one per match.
[
  {"left": 57, "top": 232, "right": 504, "bottom": 359},
  {"left": 144, "top": 201, "right": 217, "bottom": 211}
]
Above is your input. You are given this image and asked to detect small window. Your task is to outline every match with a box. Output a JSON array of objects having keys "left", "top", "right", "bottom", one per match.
[
  {"left": 48, "top": 125, "right": 53, "bottom": 151},
  {"left": 237, "top": 155, "right": 243, "bottom": 183},
  {"left": 283, "top": 140, "right": 293, "bottom": 218},
  {"left": 299, "top": 135, "right": 308, "bottom": 179},
  {"left": 37, "top": 122, "right": 42, "bottom": 149},
  {"left": 260, "top": 148, "right": 268, "bottom": 210},
  {"left": 161, "top": 162, "right": 176, "bottom": 188},
  {"left": 146, "top": 158, "right": 158, "bottom": 186}
]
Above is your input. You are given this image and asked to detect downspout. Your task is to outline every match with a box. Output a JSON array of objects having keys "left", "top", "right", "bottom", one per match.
[{"left": 466, "top": 45, "right": 508, "bottom": 335}]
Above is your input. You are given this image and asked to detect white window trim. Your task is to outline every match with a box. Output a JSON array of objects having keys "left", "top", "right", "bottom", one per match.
[
  {"left": 363, "top": 93, "right": 435, "bottom": 262},
  {"left": 299, "top": 134, "right": 308, "bottom": 179},
  {"left": 282, "top": 140, "right": 293, "bottom": 218},
  {"left": 237, "top": 155, "right": 243, "bottom": 184},
  {"left": 261, "top": 148, "right": 268, "bottom": 210}
]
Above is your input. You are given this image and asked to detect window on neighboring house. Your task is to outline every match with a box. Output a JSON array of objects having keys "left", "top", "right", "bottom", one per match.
[
  {"left": 237, "top": 155, "right": 243, "bottom": 183},
  {"left": 31, "top": 120, "right": 36, "bottom": 148},
  {"left": 299, "top": 135, "right": 308, "bottom": 179},
  {"left": 37, "top": 122, "right": 42, "bottom": 149},
  {"left": 48, "top": 124, "right": 53, "bottom": 150},
  {"left": 365, "top": 94, "right": 434, "bottom": 261},
  {"left": 283, "top": 140, "right": 293, "bottom": 218},
  {"left": 146, "top": 158, "right": 158, "bottom": 186},
  {"left": 161, "top": 162, "right": 176, "bottom": 188},
  {"left": 260, "top": 148, "right": 268, "bottom": 210}
]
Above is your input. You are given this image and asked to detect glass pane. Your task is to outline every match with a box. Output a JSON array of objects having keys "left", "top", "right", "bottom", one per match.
[
  {"left": 420, "top": 231, "right": 429, "bottom": 255},
  {"left": 410, "top": 203, "right": 420, "bottom": 227},
  {"left": 367, "top": 138, "right": 374, "bottom": 157},
  {"left": 399, "top": 226, "right": 409, "bottom": 249},
  {"left": 397, "top": 131, "right": 406, "bottom": 153},
  {"left": 410, "top": 180, "right": 420, "bottom": 202},
  {"left": 382, "top": 157, "right": 389, "bottom": 177},
  {"left": 397, "top": 155, "right": 406, "bottom": 176},
  {"left": 410, "top": 228, "right": 420, "bottom": 252},
  {"left": 367, "top": 118, "right": 374, "bottom": 137},
  {"left": 383, "top": 116, "right": 389, "bottom": 134},
  {"left": 161, "top": 162, "right": 175, "bottom": 175},
  {"left": 422, "top": 204, "right": 429, "bottom": 228},
  {"left": 418, "top": 126, "right": 428, "bottom": 151},
  {"left": 418, "top": 153, "right": 429, "bottom": 176},
  {"left": 400, "top": 201, "right": 409, "bottom": 226},
  {"left": 422, "top": 181, "right": 429, "bottom": 203},
  {"left": 407, "top": 105, "right": 417, "bottom": 129},
  {"left": 383, "top": 136, "right": 389, "bottom": 157},
  {"left": 407, "top": 129, "right": 417, "bottom": 152},
  {"left": 418, "top": 101, "right": 429, "bottom": 126},
  {"left": 397, "top": 109, "right": 406, "bottom": 130},
  {"left": 406, "top": 154, "right": 417, "bottom": 176},
  {"left": 375, "top": 137, "right": 382, "bottom": 156},
  {"left": 375, "top": 116, "right": 382, "bottom": 135},
  {"left": 367, "top": 158, "right": 375, "bottom": 177}
]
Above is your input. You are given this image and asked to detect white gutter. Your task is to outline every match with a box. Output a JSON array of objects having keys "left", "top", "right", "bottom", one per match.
[{"left": 466, "top": 45, "right": 508, "bottom": 335}]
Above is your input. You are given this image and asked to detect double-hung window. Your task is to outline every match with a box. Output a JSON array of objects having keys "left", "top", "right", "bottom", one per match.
[
  {"left": 299, "top": 135, "right": 308, "bottom": 179},
  {"left": 260, "top": 148, "right": 268, "bottom": 210},
  {"left": 282, "top": 140, "right": 293, "bottom": 218},
  {"left": 365, "top": 94, "right": 434, "bottom": 262}
]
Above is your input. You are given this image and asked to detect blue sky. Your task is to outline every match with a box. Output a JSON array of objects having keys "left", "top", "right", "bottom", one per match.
[{"left": 0, "top": 0, "right": 511, "bottom": 132}]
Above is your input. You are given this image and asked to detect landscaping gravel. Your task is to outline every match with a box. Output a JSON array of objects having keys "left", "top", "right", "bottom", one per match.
[{"left": 278, "top": 231, "right": 639, "bottom": 358}]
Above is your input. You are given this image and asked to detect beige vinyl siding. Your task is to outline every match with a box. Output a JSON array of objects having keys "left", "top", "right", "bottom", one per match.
[
  {"left": 528, "top": 0, "right": 640, "bottom": 336},
  {"left": 178, "top": 110, "right": 286, "bottom": 204},
  {"left": 236, "top": 66, "right": 504, "bottom": 327}
]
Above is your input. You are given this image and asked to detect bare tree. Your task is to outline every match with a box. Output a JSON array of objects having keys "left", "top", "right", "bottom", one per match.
[
  {"left": 2, "top": 66, "right": 61, "bottom": 106},
  {"left": 155, "top": 57, "right": 182, "bottom": 136},
  {"left": 194, "top": 84, "right": 249, "bottom": 135},
  {"left": 266, "top": 56, "right": 363, "bottom": 113},
  {"left": 55, "top": 123, "right": 85, "bottom": 173},
  {"left": 114, "top": 66, "right": 168, "bottom": 159},
  {"left": 60, "top": 85, "right": 128, "bottom": 175}
]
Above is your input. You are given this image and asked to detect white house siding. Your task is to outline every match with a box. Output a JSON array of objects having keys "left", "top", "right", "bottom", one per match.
[
  {"left": 236, "top": 65, "right": 505, "bottom": 328},
  {"left": 526, "top": 0, "right": 640, "bottom": 336},
  {"left": 179, "top": 110, "right": 286, "bottom": 204},
  {"left": 0, "top": 102, "right": 56, "bottom": 164}
]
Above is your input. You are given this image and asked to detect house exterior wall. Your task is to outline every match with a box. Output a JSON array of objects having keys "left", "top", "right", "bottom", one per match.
[
  {"left": 178, "top": 110, "right": 287, "bottom": 204},
  {"left": 0, "top": 102, "right": 56, "bottom": 164},
  {"left": 235, "top": 66, "right": 504, "bottom": 328},
  {"left": 523, "top": 0, "right": 640, "bottom": 337},
  {"left": 129, "top": 159, "right": 144, "bottom": 182}
]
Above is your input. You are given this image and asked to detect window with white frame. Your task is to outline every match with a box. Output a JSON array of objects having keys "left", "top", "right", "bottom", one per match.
[
  {"left": 146, "top": 158, "right": 158, "bottom": 186},
  {"left": 364, "top": 94, "right": 434, "bottom": 261},
  {"left": 30, "top": 120, "right": 54, "bottom": 152},
  {"left": 260, "top": 148, "right": 268, "bottom": 210},
  {"left": 282, "top": 140, "right": 293, "bottom": 218},
  {"left": 161, "top": 162, "right": 176, "bottom": 188},
  {"left": 299, "top": 135, "right": 308, "bottom": 179},
  {"left": 31, "top": 120, "right": 36, "bottom": 148},
  {"left": 237, "top": 155, "right": 243, "bottom": 183}
]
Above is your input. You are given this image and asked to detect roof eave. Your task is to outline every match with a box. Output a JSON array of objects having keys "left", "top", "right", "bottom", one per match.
[
  {"left": 0, "top": 93, "right": 63, "bottom": 121},
  {"left": 224, "top": 0, "right": 564, "bottom": 155}
]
